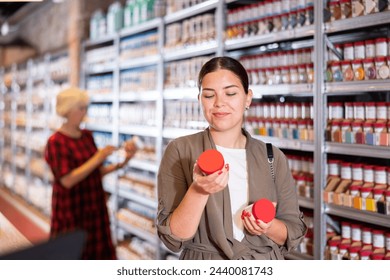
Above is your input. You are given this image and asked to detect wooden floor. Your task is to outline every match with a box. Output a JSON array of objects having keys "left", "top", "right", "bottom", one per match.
[{"left": 0, "top": 186, "right": 50, "bottom": 246}]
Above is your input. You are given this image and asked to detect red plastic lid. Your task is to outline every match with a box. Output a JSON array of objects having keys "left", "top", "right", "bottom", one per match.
[
  {"left": 197, "top": 149, "right": 225, "bottom": 175},
  {"left": 252, "top": 198, "right": 276, "bottom": 223}
]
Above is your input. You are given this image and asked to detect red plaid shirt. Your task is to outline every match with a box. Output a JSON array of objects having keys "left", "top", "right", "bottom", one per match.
[{"left": 45, "top": 129, "right": 116, "bottom": 260}]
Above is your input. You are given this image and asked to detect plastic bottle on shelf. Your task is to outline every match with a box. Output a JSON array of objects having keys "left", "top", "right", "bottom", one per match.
[
  {"left": 124, "top": 0, "right": 136, "bottom": 27},
  {"left": 107, "top": 1, "right": 123, "bottom": 34}
]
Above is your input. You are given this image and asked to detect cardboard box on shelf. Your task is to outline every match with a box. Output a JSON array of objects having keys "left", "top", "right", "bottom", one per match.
[
  {"left": 333, "top": 179, "right": 352, "bottom": 205},
  {"left": 324, "top": 176, "right": 341, "bottom": 203}
]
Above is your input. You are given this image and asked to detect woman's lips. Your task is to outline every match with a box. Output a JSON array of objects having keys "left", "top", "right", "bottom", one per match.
[{"left": 213, "top": 112, "right": 229, "bottom": 117}]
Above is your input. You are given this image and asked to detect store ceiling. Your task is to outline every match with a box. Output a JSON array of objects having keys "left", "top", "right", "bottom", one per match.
[
  {"left": 0, "top": 2, "right": 28, "bottom": 19},
  {"left": 0, "top": 1, "right": 45, "bottom": 46}
]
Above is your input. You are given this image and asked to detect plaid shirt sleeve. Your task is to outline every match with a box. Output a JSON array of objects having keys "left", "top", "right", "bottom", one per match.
[{"left": 45, "top": 133, "right": 73, "bottom": 180}]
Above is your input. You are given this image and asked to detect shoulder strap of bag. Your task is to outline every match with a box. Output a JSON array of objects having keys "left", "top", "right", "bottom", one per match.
[{"left": 266, "top": 143, "right": 275, "bottom": 182}]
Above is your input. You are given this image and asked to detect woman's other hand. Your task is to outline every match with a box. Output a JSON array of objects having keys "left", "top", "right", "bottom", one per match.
[{"left": 192, "top": 162, "right": 229, "bottom": 195}]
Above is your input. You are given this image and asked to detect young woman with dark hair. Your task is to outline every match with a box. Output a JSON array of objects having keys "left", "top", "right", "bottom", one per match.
[{"left": 157, "top": 56, "right": 307, "bottom": 260}]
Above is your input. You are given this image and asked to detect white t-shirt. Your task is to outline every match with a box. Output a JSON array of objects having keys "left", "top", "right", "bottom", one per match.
[{"left": 216, "top": 145, "right": 248, "bottom": 241}]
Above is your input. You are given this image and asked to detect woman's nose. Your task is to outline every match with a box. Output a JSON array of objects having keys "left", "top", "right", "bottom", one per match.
[{"left": 213, "top": 94, "right": 224, "bottom": 107}]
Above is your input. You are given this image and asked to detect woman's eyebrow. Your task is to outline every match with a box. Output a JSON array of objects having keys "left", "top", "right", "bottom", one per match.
[{"left": 201, "top": 85, "right": 239, "bottom": 92}]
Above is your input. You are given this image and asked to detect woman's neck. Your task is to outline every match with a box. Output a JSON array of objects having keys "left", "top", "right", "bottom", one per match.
[
  {"left": 210, "top": 128, "right": 246, "bottom": 149},
  {"left": 59, "top": 123, "right": 82, "bottom": 138}
]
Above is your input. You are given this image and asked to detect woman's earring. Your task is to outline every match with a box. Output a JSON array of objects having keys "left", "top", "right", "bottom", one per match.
[{"left": 245, "top": 106, "right": 249, "bottom": 111}]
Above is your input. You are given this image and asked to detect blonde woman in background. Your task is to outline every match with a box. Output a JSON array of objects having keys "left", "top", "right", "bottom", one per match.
[{"left": 45, "top": 87, "right": 137, "bottom": 259}]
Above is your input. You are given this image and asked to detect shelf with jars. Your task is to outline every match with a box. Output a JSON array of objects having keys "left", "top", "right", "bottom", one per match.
[
  {"left": 320, "top": 0, "right": 390, "bottom": 260},
  {"left": 0, "top": 52, "right": 70, "bottom": 216}
]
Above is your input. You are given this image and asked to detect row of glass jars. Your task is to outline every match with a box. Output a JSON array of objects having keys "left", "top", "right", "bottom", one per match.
[
  {"left": 327, "top": 0, "right": 390, "bottom": 22},
  {"left": 328, "top": 101, "right": 390, "bottom": 122},
  {"left": 247, "top": 117, "right": 314, "bottom": 141},
  {"left": 327, "top": 119, "right": 390, "bottom": 146},
  {"left": 328, "top": 160, "right": 390, "bottom": 185},
  {"left": 327, "top": 56, "right": 390, "bottom": 82},
  {"left": 227, "top": 0, "right": 314, "bottom": 26},
  {"left": 248, "top": 102, "right": 313, "bottom": 120},
  {"left": 225, "top": 6, "right": 314, "bottom": 40},
  {"left": 327, "top": 225, "right": 390, "bottom": 260}
]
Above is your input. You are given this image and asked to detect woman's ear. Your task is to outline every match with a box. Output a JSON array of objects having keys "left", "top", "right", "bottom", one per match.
[{"left": 246, "top": 89, "right": 253, "bottom": 108}]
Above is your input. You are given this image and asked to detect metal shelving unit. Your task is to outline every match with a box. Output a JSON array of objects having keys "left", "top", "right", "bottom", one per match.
[
  {"left": 321, "top": 1, "right": 390, "bottom": 261},
  {"left": 0, "top": 53, "right": 69, "bottom": 216}
]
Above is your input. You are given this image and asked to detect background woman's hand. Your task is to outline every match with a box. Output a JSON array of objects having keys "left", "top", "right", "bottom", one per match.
[
  {"left": 191, "top": 162, "right": 229, "bottom": 194},
  {"left": 95, "top": 145, "right": 116, "bottom": 163}
]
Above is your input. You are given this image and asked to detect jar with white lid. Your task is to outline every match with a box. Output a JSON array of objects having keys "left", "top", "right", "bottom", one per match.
[
  {"left": 362, "top": 227, "right": 372, "bottom": 245},
  {"left": 375, "top": 38, "right": 388, "bottom": 57},
  {"left": 376, "top": 102, "right": 387, "bottom": 120},
  {"left": 363, "top": 165, "right": 374, "bottom": 183},
  {"left": 343, "top": 43, "right": 354, "bottom": 60},
  {"left": 341, "top": 162, "right": 352, "bottom": 180},
  {"left": 341, "top": 221, "right": 352, "bottom": 240},
  {"left": 352, "top": 163, "right": 363, "bottom": 181},
  {"left": 345, "top": 102, "right": 354, "bottom": 119},
  {"left": 353, "top": 102, "right": 365, "bottom": 120},
  {"left": 365, "top": 39, "right": 375, "bottom": 58},
  {"left": 365, "top": 102, "right": 376, "bottom": 120},
  {"left": 329, "top": 102, "right": 344, "bottom": 120},
  {"left": 328, "top": 159, "right": 341, "bottom": 177},
  {"left": 374, "top": 166, "right": 387, "bottom": 185},
  {"left": 354, "top": 41, "right": 365, "bottom": 59},
  {"left": 372, "top": 229, "right": 385, "bottom": 249},
  {"left": 351, "top": 224, "right": 362, "bottom": 242}
]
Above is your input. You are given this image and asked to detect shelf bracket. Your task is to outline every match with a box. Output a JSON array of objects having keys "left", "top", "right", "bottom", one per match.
[{"left": 325, "top": 36, "right": 343, "bottom": 61}]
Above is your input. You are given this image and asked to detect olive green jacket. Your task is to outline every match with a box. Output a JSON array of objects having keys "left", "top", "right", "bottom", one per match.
[{"left": 157, "top": 128, "right": 307, "bottom": 260}]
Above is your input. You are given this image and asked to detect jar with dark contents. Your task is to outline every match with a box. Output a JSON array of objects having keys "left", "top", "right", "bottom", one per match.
[
  {"left": 307, "top": 6, "right": 314, "bottom": 25},
  {"left": 340, "top": 0, "right": 352, "bottom": 19},
  {"left": 363, "top": 57, "right": 376, "bottom": 80},
  {"left": 297, "top": 8, "right": 307, "bottom": 27},
  {"left": 329, "top": 1, "right": 342, "bottom": 21},
  {"left": 289, "top": 10, "right": 298, "bottom": 29},
  {"left": 281, "top": 12, "right": 290, "bottom": 30}
]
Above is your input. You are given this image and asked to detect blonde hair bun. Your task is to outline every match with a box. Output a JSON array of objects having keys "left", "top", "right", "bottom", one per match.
[{"left": 56, "top": 87, "right": 89, "bottom": 117}]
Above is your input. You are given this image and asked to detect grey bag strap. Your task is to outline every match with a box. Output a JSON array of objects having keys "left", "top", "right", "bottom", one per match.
[{"left": 266, "top": 143, "right": 275, "bottom": 182}]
